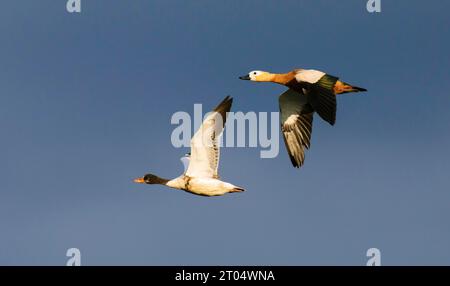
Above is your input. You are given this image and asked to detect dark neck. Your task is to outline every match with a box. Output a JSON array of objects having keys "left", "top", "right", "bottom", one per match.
[{"left": 152, "top": 176, "right": 170, "bottom": 185}]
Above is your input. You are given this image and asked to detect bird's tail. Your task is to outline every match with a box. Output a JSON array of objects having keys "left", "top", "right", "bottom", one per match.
[
  {"left": 335, "top": 81, "right": 367, "bottom": 94},
  {"left": 231, "top": 187, "right": 245, "bottom": 193},
  {"left": 348, "top": 85, "right": 367, "bottom": 92}
]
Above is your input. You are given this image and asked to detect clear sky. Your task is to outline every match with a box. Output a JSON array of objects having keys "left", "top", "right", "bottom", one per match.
[{"left": 1, "top": 0, "right": 449, "bottom": 265}]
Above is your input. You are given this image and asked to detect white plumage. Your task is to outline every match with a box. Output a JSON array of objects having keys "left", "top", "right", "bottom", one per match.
[
  {"left": 294, "top": 69, "right": 326, "bottom": 84},
  {"left": 134, "top": 96, "right": 244, "bottom": 196}
]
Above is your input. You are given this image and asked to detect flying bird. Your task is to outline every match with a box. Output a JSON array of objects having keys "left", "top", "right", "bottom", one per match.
[
  {"left": 134, "top": 96, "right": 245, "bottom": 196},
  {"left": 239, "top": 69, "right": 366, "bottom": 168}
]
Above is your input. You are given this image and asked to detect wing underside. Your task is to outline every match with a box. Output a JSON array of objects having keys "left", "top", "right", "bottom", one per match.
[
  {"left": 279, "top": 89, "right": 314, "bottom": 168},
  {"left": 185, "top": 96, "right": 233, "bottom": 178}
]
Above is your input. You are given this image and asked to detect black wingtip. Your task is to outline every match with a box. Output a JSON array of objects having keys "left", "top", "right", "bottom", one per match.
[
  {"left": 353, "top": 86, "right": 367, "bottom": 92},
  {"left": 214, "top": 95, "right": 233, "bottom": 111},
  {"left": 223, "top": 95, "right": 233, "bottom": 105},
  {"left": 292, "top": 162, "right": 302, "bottom": 168},
  {"left": 288, "top": 154, "right": 303, "bottom": 168},
  {"left": 232, "top": 187, "right": 245, "bottom": 192},
  {"left": 322, "top": 116, "right": 336, "bottom": 126},
  {"left": 212, "top": 96, "right": 233, "bottom": 128}
]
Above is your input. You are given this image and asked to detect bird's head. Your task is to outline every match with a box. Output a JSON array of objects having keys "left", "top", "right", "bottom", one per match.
[
  {"left": 239, "top": 70, "right": 273, "bottom": 82},
  {"left": 134, "top": 174, "right": 162, "bottom": 185}
]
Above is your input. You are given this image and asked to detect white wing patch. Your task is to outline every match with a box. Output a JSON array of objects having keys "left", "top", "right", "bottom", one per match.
[
  {"left": 279, "top": 89, "right": 313, "bottom": 168},
  {"left": 285, "top": 114, "right": 299, "bottom": 126},
  {"left": 295, "top": 69, "right": 326, "bottom": 84}
]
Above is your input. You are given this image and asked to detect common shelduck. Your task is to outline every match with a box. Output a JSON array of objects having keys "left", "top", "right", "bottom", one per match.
[{"left": 134, "top": 96, "right": 245, "bottom": 196}]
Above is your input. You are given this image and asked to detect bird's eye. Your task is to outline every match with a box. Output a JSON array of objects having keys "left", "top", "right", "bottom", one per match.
[{"left": 253, "top": 72, "right": 257, "bottom": 75}]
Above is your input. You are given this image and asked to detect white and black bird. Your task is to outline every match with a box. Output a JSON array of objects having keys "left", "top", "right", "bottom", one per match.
[
  {"left": 240, "top": 69, "right": 366, "bottom": 168},
  {"left": 134, "top": 96, "right": 245, "bottom": 196}
]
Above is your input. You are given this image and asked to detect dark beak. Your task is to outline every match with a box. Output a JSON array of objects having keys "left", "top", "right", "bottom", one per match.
[{"left": 239, "top": 75, "right": 250, "bottom": 80}]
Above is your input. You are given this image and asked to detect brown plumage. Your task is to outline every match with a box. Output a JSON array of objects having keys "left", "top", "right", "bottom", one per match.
[{"left": 240, "top": 68, "right": 366, "bottom": 168}]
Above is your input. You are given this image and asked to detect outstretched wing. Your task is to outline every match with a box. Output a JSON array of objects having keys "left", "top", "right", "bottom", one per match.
[
  {"left": 295, "top": 70, "right": 338, "bottom": 126},
  {"left": 279, "top": 89, "right": 314, "bottom": 168},
  {"left": 185, "top": 96, "right": 233, "bottom": 178}
]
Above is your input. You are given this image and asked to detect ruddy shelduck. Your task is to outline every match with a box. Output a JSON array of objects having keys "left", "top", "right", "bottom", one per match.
[{"left": 240, "top": 69, "right": 366, "bottom": 168}]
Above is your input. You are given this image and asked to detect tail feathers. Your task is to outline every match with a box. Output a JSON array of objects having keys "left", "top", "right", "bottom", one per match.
[
  {"left": 334, "top": 80, "right": 367, "bottom": 94},
  {"left": 231, "top": 187, "right": 245, "bottom": 193},
  {"left": 351, "top": 85, "right": 367, "bottom": 92}
]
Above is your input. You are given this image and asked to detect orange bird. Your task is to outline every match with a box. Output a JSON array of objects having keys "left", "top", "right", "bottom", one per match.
[{"left": 240, "top": 69, "right": 366, "bottom": 168}]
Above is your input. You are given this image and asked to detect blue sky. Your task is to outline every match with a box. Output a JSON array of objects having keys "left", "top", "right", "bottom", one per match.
[{"left": 0, "top": 0, "right": 449, "bottom": 265}]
